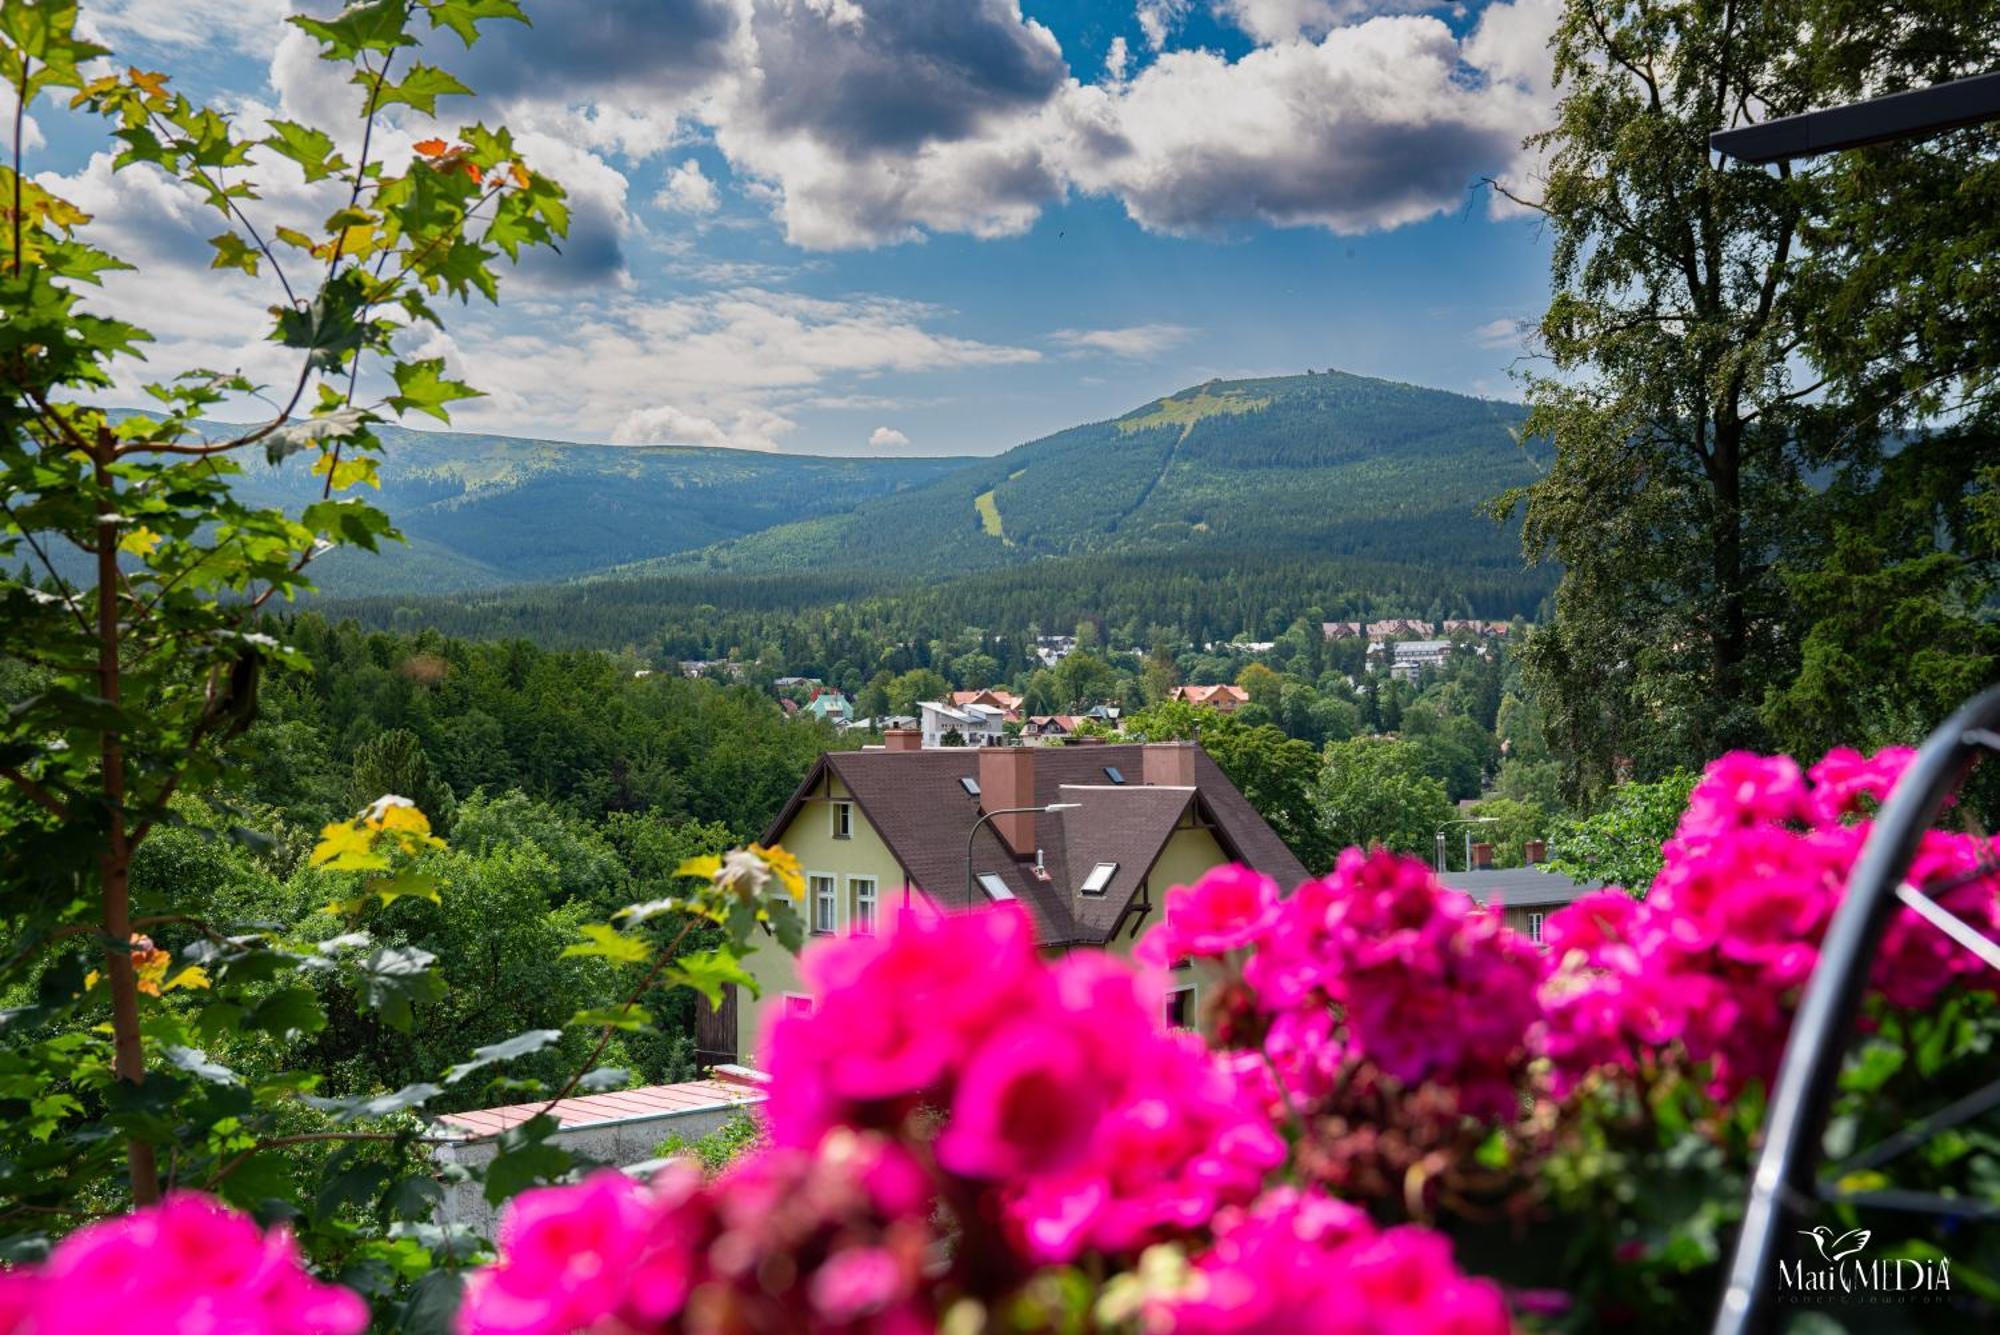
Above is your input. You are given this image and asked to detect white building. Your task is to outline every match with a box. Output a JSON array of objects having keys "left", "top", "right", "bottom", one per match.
[{"left": 919, "top": 700, "right": 1009, "bottom": 748}]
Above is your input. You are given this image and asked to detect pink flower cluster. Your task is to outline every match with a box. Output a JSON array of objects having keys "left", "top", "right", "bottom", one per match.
[
  {"left": 0, "top": 1194, "right": 365, "bottom": 1335},
  {"left": 461, "top": 1135, "right": 935, "bottom": 1335},
  {"left": 1541, "top": 747, "right": 2000, "bottom": 1098},
  {"left": 1144, "top": 1187, "right": 1511, "bottom": 1335},
  {"left": 761, "top": 906, "right": 1284, "bottom": 1261},
  {"left": 1143, "top": 850, "right": 1545, "bottom": 1122}
]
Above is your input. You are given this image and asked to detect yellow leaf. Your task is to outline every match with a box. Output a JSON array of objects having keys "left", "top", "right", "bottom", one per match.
[
  {"left": 673, "top": 855, "right": 722, "bottom": 882},
  {"left": 311, "top": 820, "right": 389, "bottom": 872},
  {"left": 84, "top": 969, "right": 100, "bottom": 990},
  {"left": 363, "top": 795, "right": 431, "bottom": 836},
  {"left": 311, "top": 453, "right": 380, "bottom": 492},
  {"left": 753, "top": 843, "right": 805, "bottom": 900},
  {"left": 311, "top": 223, "right": 376, "bottom": 260},
  {"left": 118, "top": 526, "right": 161, "bottom": 557},
  {"left": 509, "top": 161, "right": 531, "bottom": 189},
  {"left": 164, "top": 966, "right": 211, "bottom": 992},
  {"left": 128, "top": 68, "right": 169, "bottom": 97}
]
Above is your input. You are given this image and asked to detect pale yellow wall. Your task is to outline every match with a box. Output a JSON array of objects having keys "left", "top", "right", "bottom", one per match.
[
  {"left": 1095, "top": 819, "right": 1230, "bottom": 1032},
  {"left": 740, "top": 774, "right": 914, "bottom": 1062}
]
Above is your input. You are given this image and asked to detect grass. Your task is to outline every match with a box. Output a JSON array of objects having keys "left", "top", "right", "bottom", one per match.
[
  {"left": 1115, "top": 387, "right": 1271, "bottom": 437},
  {"left": 974, "top": 488, "right": 1011, "bottom": 543}
]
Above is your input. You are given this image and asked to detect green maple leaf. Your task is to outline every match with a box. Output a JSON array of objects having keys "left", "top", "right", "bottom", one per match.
[
  {"left": 364, "top": 63, "right": 471, "bottom": 115},
  {"left": 388, "top": 357, "right": 482, "bottom": 422}
]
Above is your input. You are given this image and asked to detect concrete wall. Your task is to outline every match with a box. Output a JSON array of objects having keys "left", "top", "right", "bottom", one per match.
[{"left": 434, "top": 1101, "right": 755, "bottom": 1238}]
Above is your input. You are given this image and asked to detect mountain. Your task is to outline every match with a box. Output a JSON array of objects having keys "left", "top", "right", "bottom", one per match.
[
  {"left": 631, "top": 371, "right": 1540, "bottom": 581},
  {"left": 212, "top": 426, "right": 966, "bottom": 595}
]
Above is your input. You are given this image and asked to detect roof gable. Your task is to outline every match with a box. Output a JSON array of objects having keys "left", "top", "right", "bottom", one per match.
[{"left": 763, "top": 744, "right": 1309, "bottom": 945}]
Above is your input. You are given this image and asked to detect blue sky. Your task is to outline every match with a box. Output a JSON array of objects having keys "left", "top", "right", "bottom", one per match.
[{"left": 35, "top": 0, "right": 1562, "bottom": 455}]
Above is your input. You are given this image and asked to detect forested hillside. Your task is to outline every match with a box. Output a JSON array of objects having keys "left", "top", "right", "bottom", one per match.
[
  {"left": 326, "top": 548, "right": 1555, "bottom": 657},
  {"left": 214, "top": 424, "right": 964, "bottom": 594},
  {"left": 652, "top": 371, "right": 1540, "bottom": 579}
]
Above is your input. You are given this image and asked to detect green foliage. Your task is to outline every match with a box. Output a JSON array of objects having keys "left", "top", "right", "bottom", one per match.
[
  {"left": 0, "top": 6, "right": 816, "bottom": 1316},
  {"left": 1499, "top": 0, "right": 1999, "bottom": 800},
  {"left": 655, "top": 1110, "right": 765, "bottom": 1176},
  {"left": 1545, "top": 771, "right": 1699, "bottom": 896},
  {"left": 1122, "top": 700, "right": 1333, "bottom": 871},
  {"left": 1315, "top": 737, "right": 1454, "bottom": 861},
  {"left": 351, "top": 728, "right": 457, "bottom": 835}
]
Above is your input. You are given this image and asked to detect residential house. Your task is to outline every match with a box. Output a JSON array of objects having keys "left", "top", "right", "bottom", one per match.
[
  {"left": 1364, "top": 618, "right": 1432, "bottom": 640},
  {"left": 1171, "top": 683, "right": 1249, "bottom": 713},
  {"left": 708, "top": 738, "right": 1310, "bottom": 1063},
  {"left": 1440, "top": 620, "right": 1512, "bottom": 638},
  {"left": 1437, "top": 842, "right": 1598, "bottom": 947},
  {"left": 804, "top": 689, "right": 852, "bottom": 723},
  {"left": 1321, "top": 621, "right": 1363, "bottom": 640},
  {"left": 919, "top": 699, "right": 1008, "bottom": 747},
  {"left": 1022, "top": 714, "right": 1087, "bottom": 743},
  {"left": 950, "top": 688, "right": 1024, "bottom": 720},
  {"left": 1034, "top": 635, "right": 1077, "bottom": 668}
]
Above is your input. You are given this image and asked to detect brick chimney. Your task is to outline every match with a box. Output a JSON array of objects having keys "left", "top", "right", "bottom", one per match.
[
  {"left": 1471, "top": 841, "right": 1495, "bottom": 870},
  {"left": 1522, "top": 838, "right": 1546, "bottom": 866},
  {"left": 884, "top": 728, "right": 922, "bottom": 753},
  {"left": 978, "top": 746, "right": 1037, "bottom": 857},
  {"left": 1142, "top": 742, "right": 1195, "bottom": 787}
]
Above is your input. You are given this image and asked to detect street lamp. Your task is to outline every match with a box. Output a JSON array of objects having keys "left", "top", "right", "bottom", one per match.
[
  {"left": 1434, "top": 817, "right": 1499, "bottom": 874},
  {"left": 965, "top": 803, "right": 1081, "bottom": 910}
]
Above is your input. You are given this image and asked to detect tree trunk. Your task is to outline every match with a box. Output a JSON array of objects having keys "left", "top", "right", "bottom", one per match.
[{"left": 95, "top": 435, "right": 158, "bottom": 1206}]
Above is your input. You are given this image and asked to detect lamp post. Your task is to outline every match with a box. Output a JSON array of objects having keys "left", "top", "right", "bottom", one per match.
[
  {"left": 965, "top": 803, "right": 1080, "bottom": 910},
  {"left": 1434, "top": 816, "right": 1499, "bottom": 873}
]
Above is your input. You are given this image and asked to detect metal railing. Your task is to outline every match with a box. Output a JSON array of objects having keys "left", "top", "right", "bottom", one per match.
[{"left": 1715, "top": 684, "right": 2000, "bottom": 1332}]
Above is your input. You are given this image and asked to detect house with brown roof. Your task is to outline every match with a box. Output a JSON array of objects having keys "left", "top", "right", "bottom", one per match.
[
  {"left": 1021, "top": 714, "right": 1086, "bottom": 742},
  {"left": 1170, "top": 683, "right": 1250, "bottom": 713},
  {"left": 949, "top": 688, "right": 1023, "bottom": 718},
  {"left": 703, "top": 736, "right": 1309, "bottom": 1065}
]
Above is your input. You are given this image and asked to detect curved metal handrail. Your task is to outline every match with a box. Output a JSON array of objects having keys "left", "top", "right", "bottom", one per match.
[{"left": 1715, "top": 683, "right": 2000, "bottom": 1334}]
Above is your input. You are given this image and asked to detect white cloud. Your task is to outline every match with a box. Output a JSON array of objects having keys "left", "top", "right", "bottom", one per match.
[
  {"left": 1136, "top": 0, "right": 1191, "bottom": 51},
  {"left": 1471, "top": 316, "right": 1525, "bottom": 348},
  {"left": 1048, "top": 323, "right": 1194, "bottom": 357},
  {"left": 656, "top": 159, "right": 721, "bottom": 214},
  {"left": 1104, "top": 35, "right": 1131, "bottom": 82},
  {"left": 1215, "top": 0, "right": 1443, "bottom": 45},
  {"left": 438, "top": 286, "right": 1040, "bottom": 448},
  {"left": 83, "top": 0, "right": 292, "bottom": 56},
  {"left": 1059, "top": 16, "right": 1549, "bottom": 237},
  {"left": 868, "top": 425, "right": 911, "bottom": 448}
]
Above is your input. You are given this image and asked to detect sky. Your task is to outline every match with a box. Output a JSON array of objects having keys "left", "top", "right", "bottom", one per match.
[{"left": 28, "top": 0, "right": 1564, "bottom": 456}]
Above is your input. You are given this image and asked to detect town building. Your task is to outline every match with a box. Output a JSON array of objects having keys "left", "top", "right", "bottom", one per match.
[
  {"left": 1170, "top": 683, "right": 1249, "bottom": 712},
  {"left": 708, "top": 739, "right": 1309, "bottom": 1064},
  {"left": 804, "top": 688, "right": 852, "bottom": 723},
  {"left": 1437, "top": 841, "right": 1599, "bottom": 946},
  {"left": 918, "top": 699, "right": 1009, "bottom": 747}
]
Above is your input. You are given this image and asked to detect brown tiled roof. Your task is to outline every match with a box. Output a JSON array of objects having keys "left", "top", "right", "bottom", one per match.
[
  {"left": 433, "top": 1078, "right": 764, "bottom": 1137},
  {"left": 761, "top": 744, "right": 1309, "bottom": 946}
]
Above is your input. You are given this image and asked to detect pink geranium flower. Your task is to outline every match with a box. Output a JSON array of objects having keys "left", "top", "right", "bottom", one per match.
[
  {"left": 1143, "top": 864, "right": 1281, "bottom": 961},
  {"left": 1, "top": 1194, "right": 366, "bottom": 1335}
]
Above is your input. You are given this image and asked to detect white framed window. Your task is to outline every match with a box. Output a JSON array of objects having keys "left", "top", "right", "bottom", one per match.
[
  {"left": 976, "top": 872, "right": 1015, "bottom": 902},
  {"left": 1080, "top": 862, "right": 1118, "bottom": 896},
  {"left": 1164, "top": 985, "right": 1196, "bottom": 1031},
  {"left": 831, "top": 801, "right": 853, "bottom": 840},
  {"left": 850, "top": 877, "right": 878, "bottom": 935},
  {"left": 1528, "top": 912, "right": 1545, "bottom": 946},
  {"left": 784, "top": 993, "right": 815, "bottom": 1019},
  {"left": 810, "top": 874, "right": 838, "bottom": 935}
]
